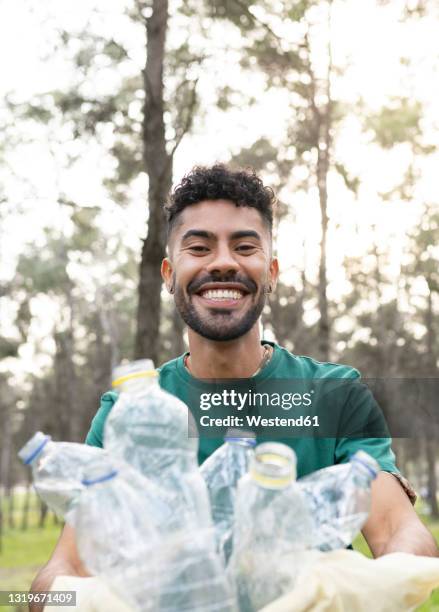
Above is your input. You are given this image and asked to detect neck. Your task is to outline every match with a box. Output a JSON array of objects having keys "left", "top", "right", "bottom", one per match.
[{"left": 186, "top": 324, "right": 266, "bottom": 379}]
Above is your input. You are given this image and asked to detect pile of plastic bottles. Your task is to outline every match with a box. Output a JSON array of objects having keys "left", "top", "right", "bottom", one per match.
[{"left": 19, "top": 359, "right": 379, "bottom": 612}]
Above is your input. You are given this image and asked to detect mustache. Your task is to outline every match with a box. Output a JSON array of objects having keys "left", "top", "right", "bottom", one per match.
[{"left": 187, "top": 274, "right": 257, "bottom": 295}]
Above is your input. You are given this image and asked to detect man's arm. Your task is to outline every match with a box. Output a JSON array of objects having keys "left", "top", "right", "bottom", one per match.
[
  {"left": 29, "top": 524, "right": 91, "bottom": 612},
  {"left": 362, "top": 471, "right": 439, "bottom": 557}
]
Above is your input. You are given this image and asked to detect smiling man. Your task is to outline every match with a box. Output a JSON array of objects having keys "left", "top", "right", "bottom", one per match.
[
  {"left": 161, "top": 167, "right": 278, "bottom": 379},
  {"left": 30, "top": 165, "right": 437, "bottom": 609}
]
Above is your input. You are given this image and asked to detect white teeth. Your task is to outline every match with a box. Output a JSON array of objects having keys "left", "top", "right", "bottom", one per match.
[{"left": 201, "top": 289, "right": 244, "bottom": 300}]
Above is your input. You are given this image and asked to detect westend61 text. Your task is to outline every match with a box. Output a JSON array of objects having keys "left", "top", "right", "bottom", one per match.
[{"left": 199, "top": 415, "right": 320, "bottom": 428}]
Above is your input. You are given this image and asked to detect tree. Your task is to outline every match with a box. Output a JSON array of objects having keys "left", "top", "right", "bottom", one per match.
[
  {"left": 403, "top": 207, "right": 439, "bottom": 517},
  {"left": 6, "top": 0, "right": 206, "bottom": 363},
  {"left": 134, "top": 0, "right": 172, "bottom": 361},
  {"left": 210, "top": 0, "right": 361, "bottom": 360}
]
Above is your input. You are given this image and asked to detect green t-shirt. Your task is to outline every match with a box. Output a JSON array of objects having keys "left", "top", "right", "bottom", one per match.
[{"left": 85, "top": 342, "right": 398, "bottom": 479}]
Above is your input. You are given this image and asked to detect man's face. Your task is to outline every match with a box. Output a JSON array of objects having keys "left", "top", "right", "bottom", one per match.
[{"left": 161, "top": 200, "right": 278, "bottom": 342}]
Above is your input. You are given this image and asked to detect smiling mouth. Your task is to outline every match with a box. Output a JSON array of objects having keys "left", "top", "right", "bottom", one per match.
[{"left": 198, "top": 288, "right": 247, "bottom": 301}]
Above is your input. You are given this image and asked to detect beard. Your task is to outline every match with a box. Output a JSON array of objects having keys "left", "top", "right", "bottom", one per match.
[{"left": 173, "top": 274, "right": 269, "bottom": 342}]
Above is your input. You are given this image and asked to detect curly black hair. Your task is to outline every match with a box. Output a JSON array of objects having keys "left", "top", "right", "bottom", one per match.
[{"left": 165, "top": 164, "right": 276, "bottom": 240}]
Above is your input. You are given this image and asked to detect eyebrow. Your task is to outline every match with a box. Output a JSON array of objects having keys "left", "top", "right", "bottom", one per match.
[
  {"left": 181, "top": 229, "right": 262, "bottom": 242},
  {"left": 181, "top": 230, "right": 214, "bottom": 242},
  {"left": 230, "top": 230, "right": 262, "bottom": 241}
]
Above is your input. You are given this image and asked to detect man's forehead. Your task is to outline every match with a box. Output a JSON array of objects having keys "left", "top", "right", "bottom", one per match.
[{"left": 173, "top": 199, "right": 268, "bottom": 239}]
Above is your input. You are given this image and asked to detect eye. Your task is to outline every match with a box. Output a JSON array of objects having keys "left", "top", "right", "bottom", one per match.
[
  {"left": 236, "top": 244, "right": 257, "bottom": 252},
  {"left": 188, "top": 245, "right": 209, "bottom": 253}
]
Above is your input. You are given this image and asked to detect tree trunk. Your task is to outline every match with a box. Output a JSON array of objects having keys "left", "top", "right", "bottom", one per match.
[
  {"left": 426, "top": 437, "right": 439, "bottom": 518},
  {"left": 0, "top": 484, "right": 3, "bottom": 554},
  {"left": 135, "top": 0, "right": 172, "bottom": 364},
  {"left": 39, "top": 500, "right": 48, "bottom": 528},
  {"left": 314, "top": 2, "right": 333, "bottom": 362},
  {"left": 7, "top": 482, "right": 15, "bottom": 530},
  {"left": 425, "top": 282, "right": 435, "bottom": 369},
  {"left": 96, "top": 286, "right": 120, "bottom": 372},
  {"left": 171, "top": 307, "right": 186, "bottom": 357},
  {"left": 54, "top": 329, "right": 79, "bottom": 441},
  {"left": 0, "top": 405, "right": 12, "bottom": 541},
  {"left": 316, "top": 142, "right": 330, "bottom": 362},
  {"left": 424, "top": 281, "right": 438, "bottom": 517},
  {"left": 21, "top": 475, "right": 32, "bottom": 531}
]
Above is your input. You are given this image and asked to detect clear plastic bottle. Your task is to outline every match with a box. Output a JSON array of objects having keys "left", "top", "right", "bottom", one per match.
[
  {"left": 158, "top": 529, "right": 237, "bottom": 612},
  {"left": 298, "top": 449, "right": 379, "bottom": 551},
  {"left": 200, "top": 430, "right": 256, "bottom": 563},
  {"left": 18, "top": 431, "right": 105, "bottom": 518},
  {"left": 104, "top": 360, "right": 236, "bottom": 612},
  {"left": 104, "top": 360, "right": 211, "bottom": 530},
  {"left": 231, "top": 442, "right": 313, "bottom": 612},
  {"left": 71, "top": 458, "right": 164, "bottom": 612}
]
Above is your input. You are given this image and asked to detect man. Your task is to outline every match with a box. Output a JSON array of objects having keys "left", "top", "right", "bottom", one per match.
[{"left": 30, "top": 164, "right": 438, "bottom": 608}]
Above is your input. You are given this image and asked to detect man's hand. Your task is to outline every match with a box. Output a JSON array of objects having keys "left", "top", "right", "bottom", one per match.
[
  {"left": 362, "top": 471, "right": 439, "bottom": 557},
  {"left": 29, "top": 524, "right": 91, "bottom": 612}
]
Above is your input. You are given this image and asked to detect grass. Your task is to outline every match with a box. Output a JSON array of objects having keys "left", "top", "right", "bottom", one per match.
[
  {"left": 2, "top": 492, "right": 439, "bottom": 610},
  {"left": 0, "top": 491, "right": 62, "bottom": 612}
]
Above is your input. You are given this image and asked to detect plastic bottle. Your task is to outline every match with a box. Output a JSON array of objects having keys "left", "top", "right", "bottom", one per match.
[
  {"left": 71, "top": 458, "right": 164, "bottom": 612},
  {"left": 104, "top": 360, "right": 236, "bottom": 612},
  {"left": 231, "top": 442, "right": 313, "bottom": 612},
  {"left": 200, "top": 430, "right": 256, "bottom": 563},
  {"left": 18, "top": 431, "right": 105, "bottom": 518},
  {"left": 104, "top": 359, "right": 211, "bottom": 529},
  {"left": 298, "top": 449, "right": 379, "bottom": 551}
]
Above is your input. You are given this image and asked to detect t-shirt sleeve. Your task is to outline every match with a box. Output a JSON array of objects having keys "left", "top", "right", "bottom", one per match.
[
  {"left": 335, "top": 436, "right": 398, "bottom": 473},
  {"left": 334, "top": 378, "right": 397, "bottom": 472},
  {"left": 334, "top": 379, "right": 417, "bottom": 503},
  {"left": 85, "top": 391, "right": 119, "bottom": 448}
]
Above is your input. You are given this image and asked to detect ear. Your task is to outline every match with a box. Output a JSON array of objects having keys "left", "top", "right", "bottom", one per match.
[
  {"left": 269, "top": 257, "right": 279, "bottom": 292},
  {"left": 161, "top": 258, "right": 174, "bottom": 294}
]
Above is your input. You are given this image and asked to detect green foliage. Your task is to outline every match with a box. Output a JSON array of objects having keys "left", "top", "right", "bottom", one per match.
[
  {"left": 248, "top": 36, "right": 304, "bottom": 83},
  {"left": 288, "top": 110, "right": 319, "bottom": 156},
  {"left": 70, "top": 208, "right": 101, "bottom": 251},
  {"left": 230, "top": 137, "right": 280, "bottom": 172},
  {"left": 379, "top": 163, "right": 419, "bottom": 202},
  {"left": 102, "top": 39, "right": 129, "bottom": 62},
  {"left": 216, "top": 85, "right": 235, "bottom": 111},
  {"left": 366, "top": 98, "right": 422, "bottom": 148},
  {"left": 20, "top": 104, "right": 53, "bottom": 124},
  {"left": 404, "top": 208, "right": 439, "bottom": 293},
  {"left": 334, "top": 162, "right": 360, "bottom": 195},
  {"left": 207, "top": 0, "right": 255, "bottom": 30},
  {"left": 0, "top": 337, "right": 20, "bottom": 359},
  {"left": 15, "top": 248, "right": 69, "bottom": 295},
  {"left": 287, "top": 0, "right": 316, "bottom": 22}
]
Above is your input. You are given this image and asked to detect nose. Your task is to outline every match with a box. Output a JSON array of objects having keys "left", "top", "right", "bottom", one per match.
[{"left": 205, "top": 244, "right": 240, "bottom": 275}]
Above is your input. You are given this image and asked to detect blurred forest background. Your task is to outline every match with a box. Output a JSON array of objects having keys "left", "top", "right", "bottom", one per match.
[{"left": 0, "top": 0, "right": 439, "bottom": 607}]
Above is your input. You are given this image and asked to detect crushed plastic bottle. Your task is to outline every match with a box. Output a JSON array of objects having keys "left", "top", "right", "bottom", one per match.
[
  {"left": 200, "top": 430, "right": 256, "bottom": 563},
  {"left": 298, "top": 449, "right": 379, "bottom": 551},
  {"left": 158, "top": 529, "right": 237, "bottom": 612},
  {"left": 70, "top": 457, "right": 164, "bottom": 612},
  {"left": 104, "top": 360, "right": 236, "bottom": 612},
  {"left": 18, "top": 431, "right": 105, "bottom": 518},
  {"left": 104, "top": 360, "right": 210, "bottom": 529},
  {"left": 231, "top": 442, "right": 313, "bottom": 612}
]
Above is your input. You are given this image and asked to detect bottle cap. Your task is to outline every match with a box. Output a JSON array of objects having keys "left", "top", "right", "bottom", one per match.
[
  {"left": 112, "top": 359, "right": 157, "bottom": 387},
  {"left": 350, "top": 450, "right": 379, "bottom": 479},
  {"left": 224, "top": 428, "right": 256, "bottom": 447},
  {"left": 250, "top": 442, "right": 297, "bottom": 489},
  {"left": 18, "top": 432, "right": 51, "bottom": 465}
]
